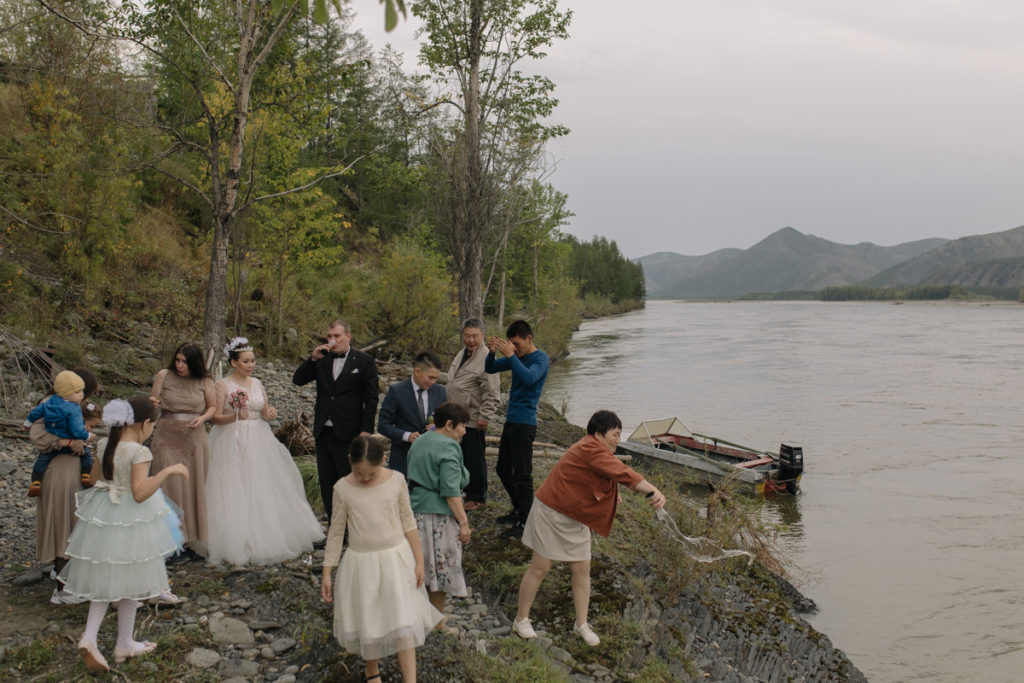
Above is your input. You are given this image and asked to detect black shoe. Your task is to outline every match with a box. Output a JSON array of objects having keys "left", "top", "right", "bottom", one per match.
[
  {"left": 496, "top": 510, "right": 519, "bottom": 524},
  {"left": 500, "top": 522, "right": 525, "bottom": 538},
  {"left": 166, "top": 550, "right": 190, "bottom": 566}
]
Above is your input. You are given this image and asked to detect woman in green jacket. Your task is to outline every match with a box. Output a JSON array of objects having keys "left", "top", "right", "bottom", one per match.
[{"left": 407, "top": 401, "right": 472, "bottom": 614}]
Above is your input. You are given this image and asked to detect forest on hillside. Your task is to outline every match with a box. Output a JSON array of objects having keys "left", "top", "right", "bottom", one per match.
[{"left": 0, "top": 1, "right": 644, "bottom": 371}]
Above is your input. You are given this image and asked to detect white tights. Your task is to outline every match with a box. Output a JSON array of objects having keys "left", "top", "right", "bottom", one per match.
[{"left": 82, "top": 599, "right": 143, "bottom": 649}]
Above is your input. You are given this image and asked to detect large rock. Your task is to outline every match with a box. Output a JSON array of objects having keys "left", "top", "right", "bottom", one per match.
[
  {"left": 218, "top": 657, "right": 260, "bottom": 678},
  {"left": 209, "top": 615, "right": 255, "bottom": 645},
  {"left": 186, "top": 648, "right": 221, "bottom": 669},
  {"left": 270, "top": 637, "right": 296, "bottom": 654}
]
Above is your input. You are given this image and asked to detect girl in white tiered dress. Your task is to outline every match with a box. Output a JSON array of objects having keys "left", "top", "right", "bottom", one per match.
[
  {"left": 205, "top": 338, "right": 323, "bottom": 565},
  {"left": 320, "top": 436, "right": 442, "bottom": 683},
  {"left": 60, "top": 396, "right": 189, "bottom": 673}
]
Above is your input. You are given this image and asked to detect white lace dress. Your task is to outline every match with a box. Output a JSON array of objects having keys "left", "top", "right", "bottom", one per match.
[{"left": 205, "top": 377, "right": 324, "bottom": 565}]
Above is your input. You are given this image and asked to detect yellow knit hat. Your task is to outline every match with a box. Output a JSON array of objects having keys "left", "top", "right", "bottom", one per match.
[{"left": 54, "top": 371, "right": 85, "bottom": 398}]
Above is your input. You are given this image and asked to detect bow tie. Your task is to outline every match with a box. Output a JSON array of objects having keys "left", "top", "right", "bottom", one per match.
[{"left": 332, "top": 352, "right": 348, "bottom": 359}]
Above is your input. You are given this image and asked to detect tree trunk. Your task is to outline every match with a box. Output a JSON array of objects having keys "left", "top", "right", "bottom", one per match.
[
  {"left": 498, "top": 267, "right": 506, "bottom": 330},
  {"left": 276, "top": 255, "right": 285, "bottom": 351},
  {"left": 455, "top": 0, "right": 485, "bottom": 321},
  {"left": 201, "top": 49, "right": 255, "bottom": 368},
  {"left": 202, "top": 214, "right": 230, "bottom": 367},
  {"left": 532, "top": 241, "right": 539, "bottom": 312}
]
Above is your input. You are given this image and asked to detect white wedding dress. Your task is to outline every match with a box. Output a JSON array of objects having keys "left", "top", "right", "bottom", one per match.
[{"left": 206, "top": 377, "right": 323, "bottom": 565}]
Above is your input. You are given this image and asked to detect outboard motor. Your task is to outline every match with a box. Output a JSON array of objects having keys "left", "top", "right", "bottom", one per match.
[{"left": 778, "top": 444, "right": 803, "bottom": 493}]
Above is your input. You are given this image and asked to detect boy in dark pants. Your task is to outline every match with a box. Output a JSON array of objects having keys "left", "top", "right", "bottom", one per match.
[{"left": 485, "top": 320, "right": 550, "bottom": 538}]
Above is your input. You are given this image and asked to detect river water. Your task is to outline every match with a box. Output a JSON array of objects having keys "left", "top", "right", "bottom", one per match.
[{"left": 543, "top": 299, "right": 1024, "bottom": 682}]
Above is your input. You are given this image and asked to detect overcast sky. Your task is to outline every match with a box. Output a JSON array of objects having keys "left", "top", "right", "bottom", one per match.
[{"left": 347, "top": 0, "right": 1024, "bottom": 257}]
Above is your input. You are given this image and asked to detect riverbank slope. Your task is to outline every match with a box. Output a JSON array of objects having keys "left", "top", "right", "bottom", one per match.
[{"left": 0, "top": 363, "right": 863, "bottom": 681}]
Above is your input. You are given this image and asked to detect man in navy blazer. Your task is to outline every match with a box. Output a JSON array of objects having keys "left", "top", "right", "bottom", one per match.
[
  {"left": 293, "top": 319, "right": 379, "bottom": 522},
  {"left": 377, "top": 351, "right": 446, "bottom": 476}
]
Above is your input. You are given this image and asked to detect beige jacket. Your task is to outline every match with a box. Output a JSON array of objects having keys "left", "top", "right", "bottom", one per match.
[{"left": 446, "top": 347, "right": 501, "bottom": 425}]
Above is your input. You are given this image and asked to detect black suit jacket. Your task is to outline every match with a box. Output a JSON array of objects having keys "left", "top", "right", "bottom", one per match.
[
  {"left": 293, "top": 348, "right": 379, "bottom": 441},
  {"left": 377, "top": 379, "right": 446, "bottom": 463}
]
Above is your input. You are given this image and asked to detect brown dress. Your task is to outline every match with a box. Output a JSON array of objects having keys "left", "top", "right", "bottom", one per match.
[
  {"left": 150, "top": 372, "right": 214, "bottom": 550},
  {"left": 36, "top": 452, "right": 82, "bottom": 563}
]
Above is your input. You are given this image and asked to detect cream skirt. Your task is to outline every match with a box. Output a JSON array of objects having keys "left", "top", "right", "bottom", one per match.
[{"left": 522, "top": 497, "right": 592, "bottom": 562}]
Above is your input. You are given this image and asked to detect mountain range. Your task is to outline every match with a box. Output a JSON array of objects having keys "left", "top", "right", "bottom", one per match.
[{"left": 637, "top": 224, "right": 1024, "bottom": 299}]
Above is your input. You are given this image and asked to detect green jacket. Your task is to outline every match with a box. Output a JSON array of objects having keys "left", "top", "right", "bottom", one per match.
[{"left": 407, "top": 429, "right": 470, "bottom": 515}]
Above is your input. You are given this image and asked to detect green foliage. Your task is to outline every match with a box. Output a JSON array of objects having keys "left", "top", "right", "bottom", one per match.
[
  {"left": 819, "top": 285, "right": 1020, "bottom": 301},
  {"left": 413, "top": 0, "right": 573, "bottom": 316},
  {"left": 296, "top": 455, "right": 325, "bottom": 518},
  {"left": 0, "top": 5, "right": 140, "bottom": 296},
  {"left": 3, "top": 634, "right": 58, "bottom": 674},
  {"left": 352, "top": 241, "right": 460, "bottom": 356},
  {"left": 567, "top": 235, "right": 646, "bottom": 304},
  {"left": 269, "top": 0, "right": 407, "bottom": 32},
  {"left": 637, "top": 657, "right": 682, "bottom": 682},
  {"left": 464, "top": 639, "right": 570, "bottom": 682},
  {"left": 0, "top": 0, "right": 642, "bottom": 378}
]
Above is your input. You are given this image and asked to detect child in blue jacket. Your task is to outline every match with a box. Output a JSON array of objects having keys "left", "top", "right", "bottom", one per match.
[{"left": 24, "top": 371, "right": 96, "bottom": 496}]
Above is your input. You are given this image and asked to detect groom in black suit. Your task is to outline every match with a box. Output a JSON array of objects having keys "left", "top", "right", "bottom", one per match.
[
  {"left": 377, "top": 351, "right": 446, "bottom": 476},
  {"left": 293, "top": 319, "right": 379, "bottom": 522}
]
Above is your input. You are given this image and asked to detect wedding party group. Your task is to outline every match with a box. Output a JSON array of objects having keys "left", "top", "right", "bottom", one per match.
[{"left": 25, "top": 317, "right": 665, "bottom": 681}]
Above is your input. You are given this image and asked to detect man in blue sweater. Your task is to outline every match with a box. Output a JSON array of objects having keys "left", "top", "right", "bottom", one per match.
[{"left": 485, "top": 320, "right": 550, "bottom": 538}]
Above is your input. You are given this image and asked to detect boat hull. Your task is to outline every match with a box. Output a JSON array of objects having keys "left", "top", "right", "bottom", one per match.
[{"left": 614, "top": 438, "right": 798, "bottom": 497}]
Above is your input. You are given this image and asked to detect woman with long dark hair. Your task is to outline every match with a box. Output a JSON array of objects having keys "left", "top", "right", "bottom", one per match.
[{"left": 150, "top": 343, "right": 216, "bottom": 561}]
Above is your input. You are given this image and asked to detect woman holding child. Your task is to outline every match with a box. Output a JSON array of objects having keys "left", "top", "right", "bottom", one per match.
[
  {"left": 149, "top": 342, "right": 217, "bottom": 560},
  {"left": 31, "top": 368, "right": 99, "bottom": 602},
  {"left": 205, "top": 338, "right": 323, "bottom": 566}
]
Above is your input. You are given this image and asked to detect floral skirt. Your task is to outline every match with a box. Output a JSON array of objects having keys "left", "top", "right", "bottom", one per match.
[{"left": 415, "top": 512, "right": 468, "bottom": 597}]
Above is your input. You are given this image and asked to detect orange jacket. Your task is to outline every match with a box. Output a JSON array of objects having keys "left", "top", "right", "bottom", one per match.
[{"left": 535, "top": 435, "right": 644, "bottom": 537}]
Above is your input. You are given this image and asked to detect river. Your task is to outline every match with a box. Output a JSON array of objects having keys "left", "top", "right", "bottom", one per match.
[{"left": 542, "top": 299, "right": 1024, "bottom": 682}]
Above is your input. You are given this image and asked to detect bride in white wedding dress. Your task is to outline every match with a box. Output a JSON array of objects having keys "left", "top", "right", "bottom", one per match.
[{"left": 205, "top": 338, "right": 323, "bottom": 565}]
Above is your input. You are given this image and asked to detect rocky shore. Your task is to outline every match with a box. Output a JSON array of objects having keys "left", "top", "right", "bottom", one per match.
[{"left": 0, "top": 360, "right": 865, "bottom": 682}]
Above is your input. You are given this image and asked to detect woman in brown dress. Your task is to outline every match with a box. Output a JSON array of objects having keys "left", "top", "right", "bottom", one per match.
[
  {"left": 150, "top": 343, "right": 216, "bottom": 561},
  {"left": 36, "top": 368, "right": 98, "bottom": 604}
]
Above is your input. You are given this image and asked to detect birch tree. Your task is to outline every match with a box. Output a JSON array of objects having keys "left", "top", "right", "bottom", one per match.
[{"left": 412, "top": 0, "right": 570, "bottom": 319}]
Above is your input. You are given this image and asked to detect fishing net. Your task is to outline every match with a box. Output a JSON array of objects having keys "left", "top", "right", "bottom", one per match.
[{"left": 654, "top": 507, "right": 753, "bottom": 565}]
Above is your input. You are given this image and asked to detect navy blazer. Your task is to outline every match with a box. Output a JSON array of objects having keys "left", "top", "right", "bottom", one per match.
[
  {"left": 378, "top": 379, "right": 446, "bottom": 474},
  {"left": 292, "top": 348, "right": 379, "bottom": 441}
]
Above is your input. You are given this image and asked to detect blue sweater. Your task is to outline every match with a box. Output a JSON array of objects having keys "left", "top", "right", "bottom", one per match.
[
  {"left": 485, "top": 349, "right": 549, "bottom": 425},
  {"left": 26, "top": 395, "right": 90, "bottom": 441}
]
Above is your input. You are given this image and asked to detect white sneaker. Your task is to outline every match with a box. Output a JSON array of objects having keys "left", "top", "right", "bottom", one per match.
[
  {"left": 512, "top": 618, "right": 537, "bottom": 639},
  {"left": 51, "top": 588, "right": 84, "bottom": 605},
  {"left": 573, "top": 622, "right": 600, "bottom": 647}
]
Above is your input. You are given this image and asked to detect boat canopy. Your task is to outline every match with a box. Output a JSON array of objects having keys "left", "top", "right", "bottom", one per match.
[{"left": 627, "top": 417, "right": 691, "bottom": 445}]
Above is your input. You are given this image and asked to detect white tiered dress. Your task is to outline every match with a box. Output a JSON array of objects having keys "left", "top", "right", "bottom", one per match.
[
  {"left": 60, "top": 440, "right": 181, "bottom": 601},
  {"left": 324, "top": 472, "right": 443, "bottom": 659},
  {"left": 205, "top": 377, "right": 323, "bottom": 565}
]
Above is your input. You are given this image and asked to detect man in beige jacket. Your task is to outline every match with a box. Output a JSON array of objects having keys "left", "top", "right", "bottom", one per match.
[{"left": 446, "top": 318, "right": 501, "bottom": 509}]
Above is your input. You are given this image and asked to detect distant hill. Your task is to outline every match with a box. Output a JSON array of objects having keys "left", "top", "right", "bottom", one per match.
[
  {"left": 861, "top": 225, "right": 1024, "bottom": 287},
  {"left": 637, "top": 248, "right": 741, "bottom": 297},
  {"left": 638, "top": 228, "right": 948, "bottom": 299}
]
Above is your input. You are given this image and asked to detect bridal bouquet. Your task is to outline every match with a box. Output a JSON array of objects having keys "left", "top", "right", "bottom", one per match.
[{"left": 229, "top": 390, "right": 248, "bottom": 413}]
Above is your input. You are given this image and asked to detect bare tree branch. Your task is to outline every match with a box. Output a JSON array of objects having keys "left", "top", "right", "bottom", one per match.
[
  {"left": 173, "top": 8, "right": 234, "bottom": 90},
  {"left": 0, "top": 205, "right": 67, "bottom": 235},
  {"left": 237, "top": 157, "right": 363, "bottom": 212}
]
